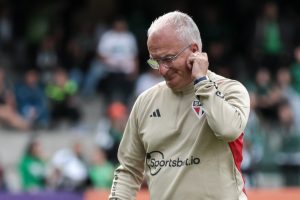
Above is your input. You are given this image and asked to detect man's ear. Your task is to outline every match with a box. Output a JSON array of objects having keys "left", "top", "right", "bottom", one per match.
[{"left": 191, "top": 43, "right": 199, "bottom": 53}]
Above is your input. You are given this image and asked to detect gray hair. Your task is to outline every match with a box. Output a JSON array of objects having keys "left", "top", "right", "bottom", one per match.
[{"left": 147, "top": 11, "right": 202, "bottom": 50}]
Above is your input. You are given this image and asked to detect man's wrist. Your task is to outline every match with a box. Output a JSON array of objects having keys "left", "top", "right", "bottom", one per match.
[{"left": 194, "top": 75, "right": 208, "bottom": 85}]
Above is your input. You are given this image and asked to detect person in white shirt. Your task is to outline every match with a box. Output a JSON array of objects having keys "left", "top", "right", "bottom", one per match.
[{"left": 82, "top": 17, "right": 138, "bottom": 104}]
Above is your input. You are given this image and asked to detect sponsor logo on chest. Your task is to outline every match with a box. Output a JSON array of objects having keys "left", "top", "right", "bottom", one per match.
[{"left": 146, "top": 151, "right": 200, "bottom": 176}]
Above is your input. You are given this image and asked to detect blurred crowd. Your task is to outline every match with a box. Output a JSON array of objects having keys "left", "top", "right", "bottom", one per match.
[
  {"left": 0, "top": 0, "right": 300, "bottom": 192},
  {"left": 0, "top": 100, "right": 130, "bottom": 193},
  {"left": 4, "top": 139, "right": 116, "bottom": 193}
]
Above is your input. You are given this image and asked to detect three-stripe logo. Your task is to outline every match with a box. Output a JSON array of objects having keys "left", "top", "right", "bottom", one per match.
[{"left": 150, "top": 109, "right": 161, "bottom": 117}]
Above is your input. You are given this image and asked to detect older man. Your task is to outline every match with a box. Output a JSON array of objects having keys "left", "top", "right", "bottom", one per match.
[{"left": 109, "top": 11, "right": 250, "bottom": 200}]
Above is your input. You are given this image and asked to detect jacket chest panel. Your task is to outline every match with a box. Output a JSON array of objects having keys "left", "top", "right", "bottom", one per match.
[{"left": 140, "top": 94, "right": 207, "bottom": 151}]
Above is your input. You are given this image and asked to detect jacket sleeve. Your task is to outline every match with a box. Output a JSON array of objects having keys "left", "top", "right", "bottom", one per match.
[
  {"left": 194, "top": 78, "right": 250, "bottom": 141},
  {"left": 109, "top": 98, "right": 146, "bottom": 200}
]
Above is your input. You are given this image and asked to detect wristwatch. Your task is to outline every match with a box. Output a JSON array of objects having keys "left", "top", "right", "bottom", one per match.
[{"left": 194, "top": 75, "right": 208, "bottom": 85}]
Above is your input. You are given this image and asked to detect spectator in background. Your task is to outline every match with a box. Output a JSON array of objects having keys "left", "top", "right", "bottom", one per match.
[
  {"left": 134, "top": 68, "right": 163, "bottom": 97},
  {"left": 0, "top": 67, "right": 31, "bottom": 130},
  {"left": 253, "top": 67, "right": 277, "bottom": 124},
  {"left": 64, "top": 37, "right": 91, "bottom": 90},
  {"left": 89, "top": 147, "right": 114, "bottom": 189},
  {"left": 15, "top": 68, "right": 49, "bottom": 129},
  {"left": 242, "top": 91, "right": 265, "bottom": 188},
  {"left": 36, "top": 35, "right": 59, "bottom": 84},
  {"left": 252, "top": 2, "right": 294, "bottom": 73},
  {"left": 95, "top": 101, "right": 128, "bottom": 164},
  {"left": 275, "top": 67, "right": 300, "bottom": 131},
  {"left": 45, "top": 67, "right": 81, "bottom": 128},
  {"left": 18, "top": 140, "right": 47, "bottom": 192},
  {"left": 290, "top": 46, "right": 300, "bottom": 94},
  {"left": 82, "top": 16, "right": 138, "bottom": 105},
  {"left": 276, "top": 100, "right": 300, "bottom": 186},
  {"left": 49, "top": 141, "right": 90, "bottom": 192}
]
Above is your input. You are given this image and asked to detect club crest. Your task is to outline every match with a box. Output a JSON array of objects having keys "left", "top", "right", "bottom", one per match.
[{"left": 192, "top": 100, "right": 205, "bottom": 118}]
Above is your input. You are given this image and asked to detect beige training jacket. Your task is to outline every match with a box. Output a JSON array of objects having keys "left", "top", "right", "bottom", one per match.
[{"left": 109, "top": 70, "right": 250, "bottom": 200}]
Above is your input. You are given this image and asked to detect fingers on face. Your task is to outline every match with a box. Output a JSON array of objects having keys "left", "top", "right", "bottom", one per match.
[
  {"left": 190, "top": 52, "right": 209, "bottom": 67},
  {"left": 198, "top": 52, "right": 207, "bottom": 58},
  {"left": 187, "top": 52, "right": 208, "bottom": 69},
  {"left": 187, "top": 55, "right": 195, "bottom": 69},
  {"left": 188, "top": 52, "right": 207, "bottom": 61}
]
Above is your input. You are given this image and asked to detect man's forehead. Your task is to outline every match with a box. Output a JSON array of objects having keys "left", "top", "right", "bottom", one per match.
[{"left": 148, "top": 31, "right": 181, "bottom": 49}]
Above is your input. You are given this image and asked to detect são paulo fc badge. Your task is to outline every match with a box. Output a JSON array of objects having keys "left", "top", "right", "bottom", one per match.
[{"left": 192, "top": 99, "right": 205, "bottom": 119}]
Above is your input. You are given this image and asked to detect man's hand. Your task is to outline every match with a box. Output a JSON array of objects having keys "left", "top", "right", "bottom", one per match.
[{"left": 187, "top": 52, "right": 209, "bottom": 79}]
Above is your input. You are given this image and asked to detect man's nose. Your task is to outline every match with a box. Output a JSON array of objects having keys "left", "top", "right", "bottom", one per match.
[{"left": 158, "top": 64, "right": 169, "bottom": 75}]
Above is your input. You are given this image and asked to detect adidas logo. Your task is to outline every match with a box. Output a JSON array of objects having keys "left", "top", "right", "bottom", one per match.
[{"left": 150, "top": 109, "right": 161, "bottom": 117}]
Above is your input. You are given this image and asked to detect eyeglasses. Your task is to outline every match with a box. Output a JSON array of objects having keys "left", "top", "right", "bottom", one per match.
[{"left": 147, "top": 44, "right": 191, "bottom": 69}]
